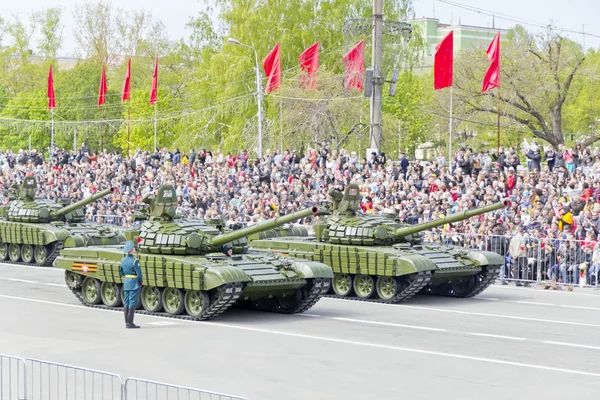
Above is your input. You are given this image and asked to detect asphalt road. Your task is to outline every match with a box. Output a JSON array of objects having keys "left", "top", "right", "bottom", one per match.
[{"left": 0, "top": 263, "right": 599, "bottom": 400}]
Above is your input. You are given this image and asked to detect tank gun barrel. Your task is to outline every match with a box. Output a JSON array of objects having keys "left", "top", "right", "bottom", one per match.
[
  {"left": 395, "top": 199, "right": 511, "bottom": 237},
  {"left": 210, "top": 206, "right": 319, "bottom": 247},
  {"left": 54, "top": 188, "right": 116, "bottom": 217}
]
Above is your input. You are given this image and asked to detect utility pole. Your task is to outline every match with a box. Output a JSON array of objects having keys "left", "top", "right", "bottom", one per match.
[{"left": 368, "top": 0, "right": 384, "bottom": 154}]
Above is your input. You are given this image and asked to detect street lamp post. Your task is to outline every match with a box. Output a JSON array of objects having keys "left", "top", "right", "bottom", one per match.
[{"left": 227, "top": 38, "right": 263, "bottom": 158}]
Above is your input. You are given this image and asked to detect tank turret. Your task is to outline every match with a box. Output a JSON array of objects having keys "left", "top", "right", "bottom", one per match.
[
  {"left": 312, "top": 184, "right": 510, "bottom": 245},
  {"left": 136, "top": 185, "right": 319, "bottom": 255},
  {"left": 4, "top": 176, "right": 115, "bottom": 223}
]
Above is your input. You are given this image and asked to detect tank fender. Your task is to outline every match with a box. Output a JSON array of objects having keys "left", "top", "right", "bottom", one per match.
[
  {"left": 288, "top": 260, "right": 334, "bottom": 279},
  {"left": 43, "top": 230, "right": 70, "bottom": 245},
  {"left": 462, "top": 250, "right": 504, "bottom": 266},
  {"left": 202, "top": 265, "right": 251, "bottom": 291},
  {"left": 396, "top": 254, "right": 437, "bottom": 274}
]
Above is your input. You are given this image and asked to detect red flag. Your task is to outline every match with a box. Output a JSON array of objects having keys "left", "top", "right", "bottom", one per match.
[
  {"left": 343, "top": 40, "right": 364, "bottom": 91},
  {"left": 150, "top": 56, "right": 158, "bottom": 105},
  {"left": 482, "top": 32, "right": 500, "bottom": 92},
  {"left": 298, "top": 42, "right": 319, "bottom": 90},
  {"left": 434, "top": 31, "right": 453, "bottom": 90},
  {"left": 262, "top": 43, "right": 281, "bottom": 93},
  {"left": 47, "top": 64, "right": 55, "bottom": 109},
  {"left": 98, "top": 64, "right": 107, "bottom": 106},
  {"left": 122, "top": 59, "right": 131, "bottom": 102}
]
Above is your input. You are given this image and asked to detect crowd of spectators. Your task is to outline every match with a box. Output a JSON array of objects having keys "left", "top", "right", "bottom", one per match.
[{"left": 0, "top": 140, "right": 598, "bottom": 287}]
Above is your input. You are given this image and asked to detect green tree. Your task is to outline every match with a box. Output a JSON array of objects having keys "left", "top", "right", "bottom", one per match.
[{"left": 450, "top": 25, "right": 586, "bottom": 149}]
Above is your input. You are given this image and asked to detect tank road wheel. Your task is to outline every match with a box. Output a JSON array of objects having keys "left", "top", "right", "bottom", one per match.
[
  {"left": 375, "top": 276, "right": 398, "bottom": 302},
  {"left": 82, "top": 277, "right": 102, "bottom": 305},
  {"left": 0, "top": 243, "right": 8, "bottom": 261},
  {"left": 20, "top": 244, "right": 34, "bottom": 264},
  {"left": 332, "top": 273, "right": 353, "bottom": 297},
  {"left": 451, "top": 277, "right": 477, "bottom": 297},
  {"left": 8, "top": 244, "right": 21, "bottom": 262},
  {"left": 162, "top": 287, "right": 185, "bottom": 315},
  {"left": 65, "top": 271, "right": 83, "bottom": 290},
  {"left": 100, "top": 282, "right": 122, "bottom": 307},
  {"left": 141, "top": 286, "right": 164, "bottom": 312},
  {"left": 34, "top": 245, "right": 49, "bottom": 265},
  {"left": 353, "top": 274, "right": 375, "bottom": 299},
  {"left": 184, "top": 290, "right": 210, "bottom": 318}
]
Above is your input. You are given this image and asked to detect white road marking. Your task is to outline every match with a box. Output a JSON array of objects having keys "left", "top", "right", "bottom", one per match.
[
  {"left": 324, "top": 298, "right": 600, "bottom": 329},
  {"left": 333, "top": 317, "right": 447, "bottom": 332},
  {"left": 299, "top": 313, "right": 321, "bottom": 318},
  {"left": 488, "top": 284, "right": 600, "bottom": 297},
  {"left": 515, "top": 301, "right": 555, "bottom": 306},
  {"left": 0, "top": 263, "right": 62, "bottom": 272},
  {"left": 475, "top": 297, "right": 499, "bottom": 301},
  {"left": 148, "top": 321, "right": 179, "bottom": 326},
  {"left": 470, "top": 333, "right": 526, "bottom": 341},
  {"left": 561, "top": 305, "right": 600, "bottom": 311},
  {"left": 7, "top": 278, "right": 37, "bottom": 284},
  {"left": 542, "top": 341, "right": 600, "bottom": 351},
  {"left": 44, "top": 283, "right": 66, "bottom": 287},
  {"left": 1, "top": 294, "right": 599, "bottom": 378}
]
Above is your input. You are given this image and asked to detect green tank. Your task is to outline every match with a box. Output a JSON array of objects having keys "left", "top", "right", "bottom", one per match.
[
  {"left": 0, "top": 176, "right": 126, "bottom": 266},
  {"left": 54, "top": 184, "right": 333, "bottom": 321},
  {"left": 248, "top": 184, "right": 510, "bottom": 303}
]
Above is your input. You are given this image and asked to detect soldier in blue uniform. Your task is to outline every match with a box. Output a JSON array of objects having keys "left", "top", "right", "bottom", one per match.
[{"left": 120, "top": 240, "right": 143, "bottom": 329}]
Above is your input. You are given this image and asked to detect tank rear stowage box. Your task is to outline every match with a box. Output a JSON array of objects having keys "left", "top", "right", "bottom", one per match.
[{"left": 248, "top": 183, "right": 510, "bottom": 303}]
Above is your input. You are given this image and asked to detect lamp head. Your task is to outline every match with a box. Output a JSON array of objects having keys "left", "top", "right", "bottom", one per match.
[{"left": 227, "top": 38, "right": 241, "bottom": 45}]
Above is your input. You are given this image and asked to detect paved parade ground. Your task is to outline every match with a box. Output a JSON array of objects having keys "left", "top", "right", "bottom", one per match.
[{"left": 0, "top": 263, "right": 599, "bottom": 400}]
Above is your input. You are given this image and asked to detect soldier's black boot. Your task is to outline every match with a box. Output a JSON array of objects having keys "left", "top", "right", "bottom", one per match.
[
  {"left": 123, "top": 307, "right": 129, "bottom": 327},
  {"left": 127, "top": 308, "right": 140, "bottom": 329}
]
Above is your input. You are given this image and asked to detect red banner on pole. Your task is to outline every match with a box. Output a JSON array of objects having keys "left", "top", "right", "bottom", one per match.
[
  {"left": 482, "top": 32, "right": 500, "bottom": 92},
  {"left": 122, "top": 59, "right": 131, "bottom": 102},
  {"left": 343, "top": 40, "right": 364, "bottom": 91},
  {"left": 98, "top": 64, "right": 107, "bottom": 106},
  {"left": 263, "top": 43, "right": 281, "bottom": 93},
  {"left": 299, "top": 42, "right": 319, "bottom": 90},
  {"left": 434, "top": 31, "right": 453, "bottom": 90},
  {"left": 150, "top": 56, "right": 158, "bottom": 105},
  {"left": 47, "top": 64, "right": 56, "bottom": 109}
]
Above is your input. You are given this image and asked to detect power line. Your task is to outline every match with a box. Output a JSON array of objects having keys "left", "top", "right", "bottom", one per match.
[{"left": 438, "top": 0, "right": 600, "bottom": 40}]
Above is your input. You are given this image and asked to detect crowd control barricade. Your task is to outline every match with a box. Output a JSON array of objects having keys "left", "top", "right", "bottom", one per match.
[
  {"left": 26, "top": 358, "right": 123, "bottom": 400},
  {"left": 428, "top": 230, "right": 599, "bottom": 288},
  {"left": 123, "top": 378, "right": 248, "bottom": 400},
  {"left": 0, "top": 354, "right": 26, "bottom": 400}
]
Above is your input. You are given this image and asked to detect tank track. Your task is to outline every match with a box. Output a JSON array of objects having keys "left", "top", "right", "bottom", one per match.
[
  {"left": 236, "top": 278, "right": 331, "bottom": 314},
  {"left": 0, "top": 240, "right": 64, "bottom": 268},
  {"left": 69, "top": 281, "right": 244, "bottom": 321},
  {"left": 324, "top": 271, "right": 432, "bottom": 304},
  {"left": 423, "top": 265, "right": 501, "bottom": 298}
]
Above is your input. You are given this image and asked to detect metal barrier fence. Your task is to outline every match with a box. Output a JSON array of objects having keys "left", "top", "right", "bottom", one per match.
[
  {"left": 0, "top": 354, "right": 26, "bottom": 400},
  {"left": 429, "top": 231, "right": 600, "bottom": 289},
  {"left": 124, "top": 378, "right": 248, "bottom": 400},
  {"left": 26, "top": 358, "right": 122, "bottom": 400},
  {"left": 0, "top": 355, "right": 247, "bottom": 400}
]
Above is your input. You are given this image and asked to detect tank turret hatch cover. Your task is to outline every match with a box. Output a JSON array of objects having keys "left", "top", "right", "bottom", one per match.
[
  {"left": 332, "top": 184, "right": 360, "bottom": 215},
  {"left": 18, "top": 176, "right": 38, "bottom": 201},
  {"left": 144, "top": 185, "right": 178, "bottom": 219}
]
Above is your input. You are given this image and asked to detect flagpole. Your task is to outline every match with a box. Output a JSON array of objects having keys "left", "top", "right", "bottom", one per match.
[
  {"left": 497, "top": 88, "right": 501, "bottom": 151},
  {"left": 51, "top": 108, "right": 55, "bottom": 159},
  {"left": 449, "top": 85, "right": 453, "bottom": 161},
  {"left": 153, "top": 102, "right": 157, "bottom": 152},
  {"left": 127, "top": 99, "right": 131, "bottom": 157}
]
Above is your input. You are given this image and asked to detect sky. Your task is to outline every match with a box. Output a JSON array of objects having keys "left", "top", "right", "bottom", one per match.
[{"left": 1, "top": 0, "right": 599, "bottom": 56}]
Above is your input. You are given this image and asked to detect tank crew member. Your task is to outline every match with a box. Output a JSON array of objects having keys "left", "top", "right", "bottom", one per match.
[
  {"left": 223, "top": 244, "right": 233, "bottom": 257},
  {"left": 120, "top": 240, "right": 143, "bottom": 329}
]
